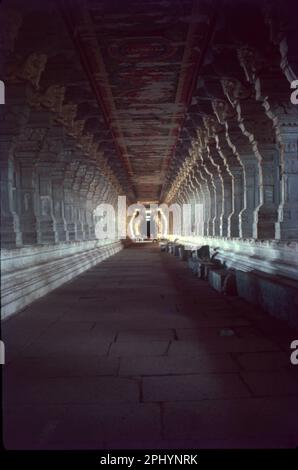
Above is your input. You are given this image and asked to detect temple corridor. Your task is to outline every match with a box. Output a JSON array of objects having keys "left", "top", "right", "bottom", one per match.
[
  {"left": 1, "top": 0, "right": 298, "bottom": 452},
  {"left": 3, "top": 243, "right": 298, "bottom": 449}
]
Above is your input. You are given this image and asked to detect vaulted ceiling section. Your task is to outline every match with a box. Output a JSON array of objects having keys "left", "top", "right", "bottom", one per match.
[{"left": 59, "top": 0, "right": 217, "bottom": 202}]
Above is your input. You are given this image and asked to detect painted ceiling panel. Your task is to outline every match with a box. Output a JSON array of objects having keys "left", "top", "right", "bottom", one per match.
[{"left": 61, "top": 0, "right": 215, "bottom": 201}]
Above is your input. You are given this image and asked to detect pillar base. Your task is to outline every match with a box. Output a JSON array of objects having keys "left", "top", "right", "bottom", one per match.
[
  {"left": 275, "top": 222, "right": 298, "bottom": 241},
  {"left": 239, "top": 209, "right": 254, "bottom": 238},
  {"left": 228, "top": 213, "right": 240, "bottom": 238}
]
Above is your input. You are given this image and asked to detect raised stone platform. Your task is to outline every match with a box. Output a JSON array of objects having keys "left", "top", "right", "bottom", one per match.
[
  {"left": 168, "top": 236, "right": 298, "bottom": 328},
  {"left": 1, "top": 240, "right": 123, "bottom": 319},
  {"left": 170, "top": 236, "right": 298, "bottom": 281},
  {"left": 236, "top": 271, "right": 298, "bottom": 329}
]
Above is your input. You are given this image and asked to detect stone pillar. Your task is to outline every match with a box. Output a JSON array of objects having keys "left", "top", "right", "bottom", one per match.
[
  {"left": 237, "top": 46, "right": 298, "bottom": 240},
  {"left": 203, "top": 118, "right": 231, "bottom": 237},
  {"left": 191, "top": 164, "right": 204, "bottom": 235},
  {"left": 13, "top": 111, "right": 52, "bottom": 245},
  {"left": 202, "top": 183, "right": 212, "bottom": 237},
  {"left": 221, "top": 173, "right": 232, "bottom": 237},
  {"left": 35, "top": 162, "right": 58, "bottom": 244},
  {"left": 84, "top": 169, "right": 97, "bottom": 240},
  {"left": 275, "top": 128, "right": 298, "bottom": 240},
  {"left": 229, "top": 167, "right": 244, "bottom": 237},
  {"left": 234, "top": 96, "right": 279, "bottom": 239},
  {"left": 212, "top": 173, "right": 223, "bottom": 236},
  {"left": 0, "top": 85, "right": 31, "bottom": 247},
  {"left": 86, "top": 201, "right": 96, "bottom": 239},
  {"left": 197, "top": 147, "right": 216, "bottom": 237},
  {"left": 51, "top": 164, "right": 68, "bottom": 242},
  {"left": 72, "top": 163, "right": 87, "bottom": 240},
  {"left": 252, "top": 143, "right": 279, "bottom": 239},
  {"left": 227, "top": 133, "right": 259, "bottom": 239},
  {"left": 0, "top": 142, "right": 22, "bottom": 247},
  {"left": 80, "top": 195, "right": 90, "bottom": 240},
  {"left": 73, "top": 193, "right": 84, "bottom": 240},
  {"left": 240, "top": 159, "right": 259, "bottom": 239},
  {"left": 64, "top": 161, "right": 79, "bottom": 241},
  {"left": 212, "top": 100, "right": 245, "bottom": 238},
  {"left": 35, "top": 122, "right": 69, "bottom": 244},
  {"left": 216, "top": 111, "right": 259, "bottom": 239},
  {"left": 14, "top": 157, "right": 38, "bottom": 245},
  {"left": 193, "top": 162, "right": 210, "bottom": 236},
  {"left": 216, "top": 143, "right": 242, "bottom": 238}
]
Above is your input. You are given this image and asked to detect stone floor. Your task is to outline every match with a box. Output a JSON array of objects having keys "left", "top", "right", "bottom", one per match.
[{"left": 2, "top": 243, "right": 298, "bottom": 449}]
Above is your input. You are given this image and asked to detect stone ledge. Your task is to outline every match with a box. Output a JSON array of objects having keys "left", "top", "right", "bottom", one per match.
[
  {"left": 236, "top": 270, "right": 298, "bottom": 329},
  {"left": 168, "top": 235, "right": 298, "bottom": 327},
  {"left": 0, "top": 239, "right": 118, "bottom": 274},
  {"left": 169, "top": 236, "right": 298, "bottom": 281},
  {"left": 208, "top": 269, "right": 227, "bottom": 292},
  {"left": 1, "top": 240, "right": 123, "bottom": 319}
]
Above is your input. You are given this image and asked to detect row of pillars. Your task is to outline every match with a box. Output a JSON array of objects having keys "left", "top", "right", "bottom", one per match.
[
  {"left": 169, "top": 52, "right": 298, "bottom": 241},
  {"left": 0, "top": 154, "right": 119, "bottom": 248},
  {"left": 0, "top": 99, "right": 120, "bottom": 249}
]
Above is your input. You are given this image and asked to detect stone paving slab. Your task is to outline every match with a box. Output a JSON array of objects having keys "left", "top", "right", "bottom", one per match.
[
  {"left": 240, "top": 371, "right": 298, "bottom": 396},
  {"left": 22, "top": 336, "right": 112, "bottom": 357},
  {"left": 163, "top": 397, "right": 298, "bottom": 442},
  {"left": 142, "top": 373, "right": 251, "bottom": 402},
  {"left": 5, "top": 356, "right": 120, "bottom": 378},
  {"left": 4, "top": 376, "right": 140, "bottom": 405},
  {"left": 109, "top": 340, "right": 170, "bottom": 357},
  {"left": 235, "top": 351, "right": 291, "bottom": 371},
  {"left": 119, "top": 353, "right": 239, "bottom": 376},
  {"left": 3, "top": 243, "right": 298, "bottom": 449},
  {"left": 168, "top": 338, "right": 280, "bottom": 355},
  {"left": 52, "top": 403, "right": 161, "bottom": 449},
  {"left": 116, "top": 328, "right": 175, "bottom": 342}
]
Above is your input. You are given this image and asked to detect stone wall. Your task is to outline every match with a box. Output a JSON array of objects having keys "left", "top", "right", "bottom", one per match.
[{"left": 1, "top": 240, "right": 123, "bottom": 319}]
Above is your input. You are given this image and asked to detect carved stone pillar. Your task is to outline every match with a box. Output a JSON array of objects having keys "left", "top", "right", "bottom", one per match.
[
  {"left": 229, "top": 167, "right": 244, "bottom": 238},
  {"left": 226, "top": 131, "right": 259, "bottom": 239},
  {"left": 64, "top": 161, "right": 80, "bottom": 241},
  {"left": 237, "top": 46, "right": 298, "bottom": 240},
  {"left": 0, "top": 142, "right": 22, "bottom": 247},
  {"left": 220, "top": 173, "right": 232, "bottom": 237},
  {"left": 204, "top": 144, "right": 222, "bottom": 237},
  {"left": 86, "top": 201, "right": 96, "bottom": 240},
  {"left": 253, "top": 143, "right": 279, "bottom": 239},
  {"left": 275, "top": 129, "right": 298, "bottom": 240},
  {"left": 79, "top": 195, "right": 89, "bottom": 240},
  {"left": 51, "top": 163, "right": 68, "bottom": 242},
  {"left": 222, "top": 79, "right": 277, "bottom": 239},
  {"left": 72, "top": 163, "right": 87, "bottom": 240},
  {"left": 14, "top": 111, "right": 51, "bottom": 245},
  {"left": 0, "top": 85, "right": 31, "bottom": 247},
  {"left": 36, "top": 123, "right": 67, "bottom": 244},
  {"left": 193, "top": 159, "right": 210, "bottom": 236},
  {"left": 73, "top": 194, "right": 84, "bottom": 241},
  {"left": 216, "top": 138, "right": 242, "bottom": 238},
  {"left": 14, "top": 157, "right": 38, "bottom": 245},
  {"left": 212, "top": 101, "right": 245, "bottom": 238},
  {"left": 197, "top": 145, "right": 216, "bottom": 237},
  {"left": 35, "top": 162, "right": 58, "bottom": 244},
  {"left": 212, "top": 173, "right": 223, "bottom": 236},
  {"left": 84, "top": 168, "right": 97, "bottom": 240}
]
